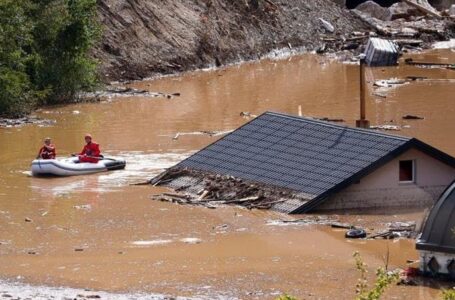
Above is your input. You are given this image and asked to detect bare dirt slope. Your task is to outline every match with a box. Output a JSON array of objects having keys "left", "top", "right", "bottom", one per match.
[{"left": 95, "top": 0, "right": 366, "bottom": 81}]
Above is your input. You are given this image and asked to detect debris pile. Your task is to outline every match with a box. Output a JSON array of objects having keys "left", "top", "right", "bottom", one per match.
[
  {"left": 0, "top": 116, "right": 56, "bottom": 128},
  {"left": 351, "top": 0, "right": 454, "bottom": 53},
  {"left": 266, "top": 218, "right": 417, "bottom": 240},
  {"left": 266, "top": 216, "right": 341, "bottom": 226},
  {"left": 82, "top": 86, "right": 181, "bottom": 102},
  {"left": 368, "top": 221, "right": 417, "bottom": 239},
  {"left": 150, "top": 167, "right": 306, "bottom": 210}
]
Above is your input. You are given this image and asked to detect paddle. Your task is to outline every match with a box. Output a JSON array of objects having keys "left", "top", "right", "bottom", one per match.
[{"left": 71, "top": 154, "right": 116, "bottom": 161}]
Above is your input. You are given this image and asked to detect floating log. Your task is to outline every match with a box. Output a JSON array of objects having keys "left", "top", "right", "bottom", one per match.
[
  {"left": 404, "top": 58, "right": 455, "bottom": 68},
  {"left": 331, "top": 222, "right": 353, "bottom": 229},
  {"left": 403, "top": 115, "right": 424, "bottom": 120}
]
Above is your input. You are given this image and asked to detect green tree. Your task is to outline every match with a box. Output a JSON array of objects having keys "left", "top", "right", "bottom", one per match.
[
  {"left": 31, "top": 0, "right": 100, "bottom": 104},
  {"left": 0, "top": 0, "right": 99, "bottom": 117},
  {"left": 0, "top": 0, "right": 35, "bottom": 117}
]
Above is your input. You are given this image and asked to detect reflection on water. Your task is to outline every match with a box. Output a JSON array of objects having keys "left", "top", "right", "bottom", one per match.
[{"left": 0, "top": 51, "right": 453, "bottom": 299}]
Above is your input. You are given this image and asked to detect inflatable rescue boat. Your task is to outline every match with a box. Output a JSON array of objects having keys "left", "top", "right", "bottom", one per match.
[{"left": 31, "top": 157, "right": 126, "bottom": 177}]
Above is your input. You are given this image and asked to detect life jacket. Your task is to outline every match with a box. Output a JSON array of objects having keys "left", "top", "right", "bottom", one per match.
[
  {"left": 39, "top": 144, "right": 56, "bottom": 159},
  {"left": 79, "top": 142, "right": 101, "bottom": 163}
]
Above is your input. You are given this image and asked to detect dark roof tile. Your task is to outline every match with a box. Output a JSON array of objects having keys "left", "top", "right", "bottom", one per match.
[{"left": 176, "top": 112, "right": 455, "bottom": 213}]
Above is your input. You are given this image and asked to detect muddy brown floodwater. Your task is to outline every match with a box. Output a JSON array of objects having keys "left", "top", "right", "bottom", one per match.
[{"left": 0, "top": 50, "right": 454, "bottom": 299}]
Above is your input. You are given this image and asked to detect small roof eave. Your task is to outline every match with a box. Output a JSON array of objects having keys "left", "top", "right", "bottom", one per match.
[{"left": 410, "top": 139, "right": 455, "bottom": 168}]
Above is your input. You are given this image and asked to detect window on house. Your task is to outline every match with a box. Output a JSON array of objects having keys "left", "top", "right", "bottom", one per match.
[{"left": 399, "top": 160, "right": 414, "bottom": 182}]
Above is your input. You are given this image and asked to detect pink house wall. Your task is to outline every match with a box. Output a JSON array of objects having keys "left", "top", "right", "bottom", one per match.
[{"left": 317, "top": 148, "right": 455, "bottom": 211}]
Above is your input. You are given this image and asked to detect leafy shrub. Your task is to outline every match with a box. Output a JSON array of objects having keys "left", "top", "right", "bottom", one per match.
[
  {"left": 442, "top": 289, "right": 455, "bottom": 300},
  {"left": 275, "top": 294, "right": 299, "bottom": 300},
  {"left": 353, "top": 251, "right": 400, "bottom": 300}
]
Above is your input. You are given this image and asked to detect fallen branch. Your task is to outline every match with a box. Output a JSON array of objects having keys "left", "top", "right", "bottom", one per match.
[{"left": 130, "top": 181, "right": 151, "bottom": 186}]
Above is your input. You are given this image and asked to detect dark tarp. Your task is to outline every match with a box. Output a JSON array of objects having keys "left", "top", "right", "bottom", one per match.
[{"left": 417, "top": 181, "right": 455, "bottom": 254}]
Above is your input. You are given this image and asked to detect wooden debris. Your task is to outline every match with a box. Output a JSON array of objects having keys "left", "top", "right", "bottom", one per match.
[
  {"left": 198, "top": 190, "right": 209, "bottom": 200},
  {"left": 268, "top": 216, "right": 339, "bottom": 226},
  {"left": 148, "top": 167, "right": 302, "bottom": 211},
  {"left": 373, "top": 92, "right": 387, "bottom": 98},
  {"left": 370, "top": 124, "right": 400, "bottom": 131},
  {"left": 392, "top": 39, "right": 423, "bottom": 46},
  {"left": 374, "top": 79, "right": 406, "bottom": 87},
  {"left": 331, "top": 222, "right": 353, "bottom": 229},
  {"left": 149, "top": 171, "right": 168, "bottom": 186},
  {"left": 316, "top": 117, "right": 345, "bottom": 123},
  {"left": 368, "top": 221, "right": 417, "bottom": 239},
  {"left": 170, "top": 130, "right": 234, "bottom": 140},
  {"left": 406, "top": 76, "right": 427, "bottom": 81},
  {"left": 0, "top": 116, "right": 56, "bottom": 128},
  {"left": 403, "top": 114, "right": 424, "bottom": 120},
  {"left": 240, "top": 111, "right": 258, "bottom": 118},
  {"left": 95, "top": 87, "right": 182, "bottom": 99},
  {"left": 405, "top": 58, "right": 455, "bottom": 69},
  {"left": 130, "top": 181, "right": 151, "bottom": 186}
]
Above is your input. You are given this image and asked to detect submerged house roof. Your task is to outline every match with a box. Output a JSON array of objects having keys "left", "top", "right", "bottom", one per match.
[
  {"left": 416, "top": 181, "right": 455, "bottom": 254},
  {"left": 176, "top": 112, "right": 455, "bottom": 213}
]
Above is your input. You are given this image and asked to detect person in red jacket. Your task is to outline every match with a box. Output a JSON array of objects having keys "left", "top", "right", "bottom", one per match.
[
  {"left": 77, "top": 134, "right": 101, "bottom": 163},
  {"left": 37, "top": 137, "right": 56, "bottom": 159}
]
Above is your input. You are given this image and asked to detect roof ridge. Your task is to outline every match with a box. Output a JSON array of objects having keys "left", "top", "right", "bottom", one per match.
[{"left": 265, "top": 111, "right": 411, "bottom": 141}]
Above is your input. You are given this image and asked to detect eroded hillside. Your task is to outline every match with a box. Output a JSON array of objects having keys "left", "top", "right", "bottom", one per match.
[{"left": 95, "top": 0, "right": 366, "bottom": 81}]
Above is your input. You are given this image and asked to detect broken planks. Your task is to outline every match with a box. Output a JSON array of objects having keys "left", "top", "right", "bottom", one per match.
[{"left": 150, "top": 192, "right": 285, "bottom": 210}]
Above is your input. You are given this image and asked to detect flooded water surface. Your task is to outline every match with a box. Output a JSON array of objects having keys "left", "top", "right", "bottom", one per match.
[{"left": 0, "top": 50, "right": 454, "bottom": 299}]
